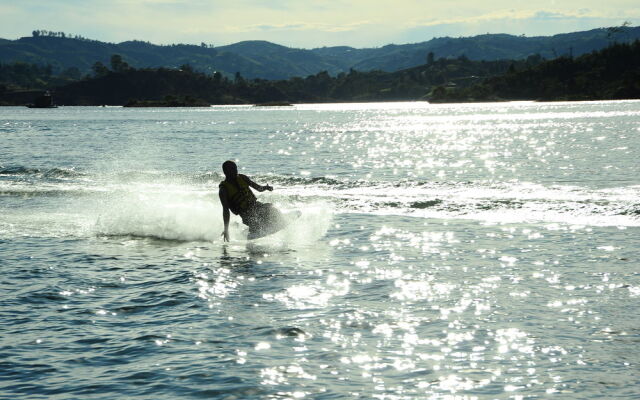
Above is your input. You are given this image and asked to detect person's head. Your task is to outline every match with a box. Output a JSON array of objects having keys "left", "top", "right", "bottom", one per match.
[{"left": 222, "top": 160, "right": 238, "bottom": 179}]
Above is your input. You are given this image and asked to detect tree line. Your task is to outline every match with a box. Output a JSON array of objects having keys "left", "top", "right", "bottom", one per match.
[
  {"left": 0, "top": 62, "right": 83, "bottom": 95},
  {"left": 31, "top": 30, "right": 94, "bottom": 42},
  {"left": 430, "top": 40, "right": 640, "bottom": 102},
  {"left": 2, "top": 40, "right": 639, "bottom": 105},
  {"left": 50, "top": 54, "right": 540, "bottom": 105}
]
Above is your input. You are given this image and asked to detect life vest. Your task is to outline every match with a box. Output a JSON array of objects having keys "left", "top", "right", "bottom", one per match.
[{"left": 219, "top": 175, "right": 256, "bottom": 215}]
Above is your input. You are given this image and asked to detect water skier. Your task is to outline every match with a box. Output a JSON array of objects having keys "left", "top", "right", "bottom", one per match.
[{"left": 219, "top": 160, "right": 285, "bottom": 241}]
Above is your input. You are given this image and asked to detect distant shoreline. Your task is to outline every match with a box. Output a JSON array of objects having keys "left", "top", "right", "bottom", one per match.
[
  {"left": 2, "top": 40, "right": 640, "bottom": 107},
  {"left": 6, "top": 99, "right": 640, "bottom": 109}
]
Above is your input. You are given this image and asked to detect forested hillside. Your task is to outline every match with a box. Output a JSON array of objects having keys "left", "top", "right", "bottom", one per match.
[
  {"left": 21, "top": 55, "right": 540, "bottom": 105},
  {"left": 2, "top": 39, "right": 639, "bottom": 106},
  {"left": 430, "top": 40, "right": 640, "bottom": 102},
  {"left": 1, "top": 26, "right": 638, "bottom": 79}
]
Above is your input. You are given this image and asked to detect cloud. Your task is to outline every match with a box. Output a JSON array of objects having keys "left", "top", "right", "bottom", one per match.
[
  {"left": 229, "top": 21, "right": 372, "bottom": 34},
  {"left": 409, "top": 9, "right": 603, "bottom": 28},
  {"left": 0, "top": 1, "right": 639, "bottom": 47},
  {"left": 396, "top": 8, "right": 639, "bottom": 44},
  {"left": 254, "top": 24, "right": 308, "bottom": 32},
  {"left": 533, "top": 11, "right": 575, "bottom": 20}
]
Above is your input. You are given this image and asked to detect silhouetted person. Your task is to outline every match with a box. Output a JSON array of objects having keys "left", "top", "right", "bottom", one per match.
[{"left": 219, "top": 160, "right": 284, "bottom": 241}]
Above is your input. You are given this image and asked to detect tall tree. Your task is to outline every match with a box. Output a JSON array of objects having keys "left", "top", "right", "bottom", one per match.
[
  {"left": 427, "top": 52, "right": 435, "bottom": 66},
  {"left": 92, "top": 61, "right": 109, "bottom": 77},
  {"left": 110, "top": 54, "right": 130, "bottom": 73}
]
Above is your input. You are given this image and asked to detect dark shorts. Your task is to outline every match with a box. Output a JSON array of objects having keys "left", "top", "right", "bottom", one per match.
[{"left": 240, "top": 202, "right": 285, "bottom": 237}]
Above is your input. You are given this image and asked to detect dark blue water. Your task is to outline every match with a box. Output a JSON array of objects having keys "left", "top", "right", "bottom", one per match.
[{"left": 1, "top": 102, "right": 639, "bottom": 399}]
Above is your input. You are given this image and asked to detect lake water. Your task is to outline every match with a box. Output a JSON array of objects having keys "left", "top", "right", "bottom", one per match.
[{"left": 1, "top": 101, "right": 639, "bottom": 399}]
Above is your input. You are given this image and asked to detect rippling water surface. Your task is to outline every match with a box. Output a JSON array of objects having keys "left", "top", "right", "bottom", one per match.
[{"left": 1, "top": 101, "right": 639, "bottom": 399}]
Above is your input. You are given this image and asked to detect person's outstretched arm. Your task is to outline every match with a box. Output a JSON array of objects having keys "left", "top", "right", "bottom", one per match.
[
  {"left": 244, "top": 174, "right": 273, "bottom": 192},
  {"left": 219, "top": 187, "right": 231, "bottom": 242}
]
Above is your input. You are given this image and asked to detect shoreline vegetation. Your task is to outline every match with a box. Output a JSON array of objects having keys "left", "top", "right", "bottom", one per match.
[
  {"left": 124, "top": 96, "right": 210, "bottom": 107},
  {"left": 1, "top": 41, "right": 639, "bottom": 106}
]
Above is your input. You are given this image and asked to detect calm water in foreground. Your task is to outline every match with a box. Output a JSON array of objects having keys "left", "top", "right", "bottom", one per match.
[{"left": 1, "top": 101, "right": 639, "bottom": 399}]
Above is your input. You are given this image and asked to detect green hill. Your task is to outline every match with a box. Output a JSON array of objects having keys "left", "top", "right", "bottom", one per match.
[
  {"left": 430, "top": 40, "right": 640, "bottom": 102},
  {"left": 0, "top": 51, "right": 547, "bottom": 105},
  {"left": 1, "top": 26, "right": 639, "bottom": 80},
  {"left": 2, "top": 35, "right": 640, "bottom": 106}
]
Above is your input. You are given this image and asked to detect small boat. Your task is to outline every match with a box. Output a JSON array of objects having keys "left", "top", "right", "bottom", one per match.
[{"left": 27, "top": 91, "right": 58, "bottom": 108}]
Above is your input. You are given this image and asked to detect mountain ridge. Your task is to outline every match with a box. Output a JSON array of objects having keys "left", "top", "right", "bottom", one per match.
[{"left": 1, "top": 26, "right": 639, "bottom": 80}]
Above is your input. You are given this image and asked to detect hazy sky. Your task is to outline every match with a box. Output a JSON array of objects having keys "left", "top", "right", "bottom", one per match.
[{"left": 0, "top": 0, "right": 637, "bottom": 48}]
